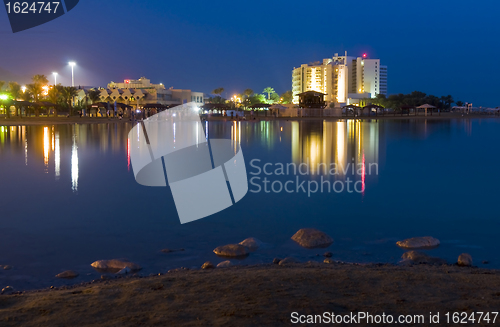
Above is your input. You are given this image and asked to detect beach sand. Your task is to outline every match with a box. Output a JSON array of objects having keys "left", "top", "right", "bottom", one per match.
[{"left": 1, "top": 263, "right": 499, "bottom": 326}]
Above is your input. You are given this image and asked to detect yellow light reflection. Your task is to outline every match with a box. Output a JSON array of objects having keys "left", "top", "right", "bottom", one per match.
[
  {"left": 55, "top": 132, "right": 60, "bottom": 180},
  {"left": 336, "top": 121, "right": 345, "bottom": 172},
  {"left": 43, "top": 127, "right": 49, "bottom": 171},
  {"left": 71, "top": 131, "right": 79, "bottom": 192}
]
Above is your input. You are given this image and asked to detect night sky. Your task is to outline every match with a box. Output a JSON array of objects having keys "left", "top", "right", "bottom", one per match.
[{"left": 1, "top": 0, "right": 499, "bottom": 106}]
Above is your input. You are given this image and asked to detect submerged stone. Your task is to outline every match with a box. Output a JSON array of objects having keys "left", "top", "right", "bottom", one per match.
[
  {"left": 56, "top": 270, "right": 79, "bottom": 279},
  {"left": 458, "top": 253, "right": 473, "bottom": 267},
  {"left": 291, "top": 228, "right": 333, "bottom": 248},
  {"left": 91, "top": 259, "right": 142, "bottom": 273},
  {"left": 202, "top": 261, "right": 214, "bottom": 269},
  {"left": 217, "top": 261, "right": 232, "bottom": 268},
  {"left": 400, "top": 251, "right": 446, "bottom": 265},
  {"left": 396, "top": 237, "right": 440, "bottom": 249},
  {"left": 1, "top": 286, "right": 15, "bottom": 295},
  {"left": 279, "top": 257, "right": 299, "bottom": 266},
  {"left": 213, "top": 244, "right": 249, "bottom": 258},
  {"left": 239, "top": 237, "right": 262, "bottom": 252}
]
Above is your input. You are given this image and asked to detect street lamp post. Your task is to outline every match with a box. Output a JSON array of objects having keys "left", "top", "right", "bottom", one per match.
[
  {"left": 52, "top": 72, "right": 58, "bottom": 86},
  {"left": 69, "top": 62, "right": 76, "bottom": 87}
]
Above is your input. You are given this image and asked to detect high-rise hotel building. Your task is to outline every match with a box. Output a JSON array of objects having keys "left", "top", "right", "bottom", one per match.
[{"left": 292, "top": 52, "right": 387, "bottom": 105}]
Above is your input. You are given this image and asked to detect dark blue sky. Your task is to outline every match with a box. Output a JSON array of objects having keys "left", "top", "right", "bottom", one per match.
[{"left": 1, "top": 0, "right": 499, "bottom": 106}]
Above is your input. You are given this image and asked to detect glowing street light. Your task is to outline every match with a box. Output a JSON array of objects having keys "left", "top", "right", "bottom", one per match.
[
  {"left": 69, "top": 62, "right": 76, "bottom": 87},
  {"left": 21, "top": 85, "right": 26, "bottom": 93},
  {"left": 52, "top": 72, "right": 58, "bottom": 85},
  {"left": 0, "top": 94, "right": 8, "bottom": 100}
]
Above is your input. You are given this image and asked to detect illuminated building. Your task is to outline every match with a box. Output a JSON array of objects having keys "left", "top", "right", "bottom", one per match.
[
  {"left": 104, "top": 77, "right": 204, "bottom": 108},
  {"left": 292, "top": 52, "right": 387, "bottom": 106}
]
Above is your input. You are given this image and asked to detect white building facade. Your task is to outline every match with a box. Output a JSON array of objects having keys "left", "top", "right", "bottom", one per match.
[{"left": 292, "top": 52, "right": 387, "bottom": 106}]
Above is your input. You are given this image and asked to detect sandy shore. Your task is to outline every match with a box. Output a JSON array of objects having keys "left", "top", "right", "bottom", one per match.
[
  {"left": 1, "top": 113, "right": 499, "bottom": 126},
  {"left": 1, "top": 263, "right": 499, "bottom": 326}
]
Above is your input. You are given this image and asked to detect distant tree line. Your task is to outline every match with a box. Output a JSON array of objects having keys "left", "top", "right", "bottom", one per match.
[
  {"left": 367, "top": 91, "right": 463, "bottom": 110},
  {"left": 0, "top": 75, "right": 102, "bottom": 117},
  {"left": 206, "top": 87, "right": 293, "bottom": 109}
]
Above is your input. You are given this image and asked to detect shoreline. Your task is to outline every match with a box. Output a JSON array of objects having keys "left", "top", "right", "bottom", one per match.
[
  {"left": 0, "top": 113, "right": 499, "bottom": 126},
  {"left": 1, "top": 262, "right": 499, "bottom": 326}
]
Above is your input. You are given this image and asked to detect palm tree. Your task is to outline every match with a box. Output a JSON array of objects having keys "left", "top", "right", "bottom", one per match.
[
  {"left": 263, "top": 87, "right": 275, "bottom": 100},
  {"left": 211, "top": 88, "right": 225, "bottom": 104},
  {"left": 244, "top": 89, "right": 253, "bottom": 98},
  {"left": 61, "top": 86, "right": 78, "bottom": 116},
  {"left": 8, "top": 82, "right": 21, "bottom": 100},
  {"left": 47, "top": 85, "right": 62, "bottom": 117},
  {"left": 7, "top": 82, "right": 21, "bottom": 117},
  {"left": 280, "top": 90, "right": 293, "bottom": 104},
  {"left": 83, "top": 89, "right": 101, "bottom": 117},
  {"left": 212, "top": 88, "right": 224, "bottom": 97},
  {"left": 26, "top": 84, "right": 45, "bottom": 116},
  {"left": 445, "top": 95, "right": 454, "bottom": 109},
  {"left": 0, "top": 81, "right": 9, "bottom": 117},
  {"left": 32, "top": 74, "right": 49, "bottom": 85},
  {"left": 88, "top": 89, "right": 101, "bottom": 104},
  {"left": 27, "top": 83, "right": 44, "bottom": 102}
]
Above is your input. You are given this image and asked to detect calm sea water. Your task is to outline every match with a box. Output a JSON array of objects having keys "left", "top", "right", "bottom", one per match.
[{"left": 0, "top": 119, "right": 499, "bottom": 290}]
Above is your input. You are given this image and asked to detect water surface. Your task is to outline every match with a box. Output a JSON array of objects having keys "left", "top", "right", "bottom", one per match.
[{"left": 0, "top": 119, "right": 499, "bottom": 290}]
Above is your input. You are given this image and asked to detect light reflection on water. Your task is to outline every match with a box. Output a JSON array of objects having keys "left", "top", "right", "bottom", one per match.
[
  {"left": 71, "top": 130, "right": 79, "bottom": 192},
  {"left": 0, "top": 119, "right": 499, "bottom": 290}
]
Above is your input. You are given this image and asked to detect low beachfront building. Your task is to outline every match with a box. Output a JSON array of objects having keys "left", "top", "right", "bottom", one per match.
[{"left": 100, "top": 77, "right": 204, "bottom": 109}]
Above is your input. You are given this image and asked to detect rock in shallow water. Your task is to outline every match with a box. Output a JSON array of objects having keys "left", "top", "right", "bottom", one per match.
[
  {"left": 324, "top": 258, "right": 334, "bottom": 264},
  {"left": 279, "top": 257, "right": 299, "bottom": 266},
  {"left": 291, "top": 228, "right": 333, "bottom": 249},
  {"left": 202, "top": 261, "right": 214, "bottom": 269},
  {"left": 91, "top": 259, "right": 142, "bottom": 272},
  {"left": 217, "top": 261, "right": 232, "bottom": 268},
  {"left": 239, "top": 237, "right": 262, "bottom": 252},
  {"left": 324, "top": 252, "right": 333, "bottom": 258},
  {"left": 458, "top": 253, "right": 473, "bottom": 267},
  {"left": 1, "top": 286, "right": 14, "bottom": 295},
  {"left": 213, "top": 244, "right": 249, "bottom": 258},
  {"left": 400, "top": 251, "right": 446, "bottom": 265},
  {"left": 56, "top": 270, "right": 79, "bottom": 279},
  {"left": 396, "top": 237, "right": 440, "bottom": 249}
]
